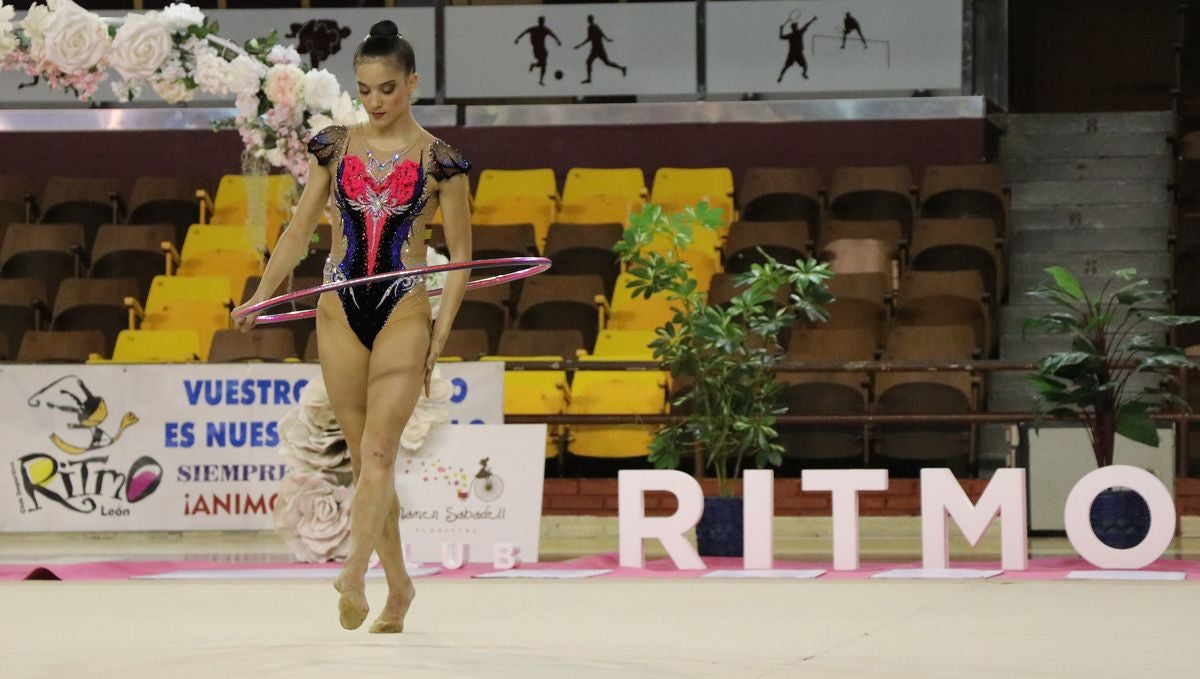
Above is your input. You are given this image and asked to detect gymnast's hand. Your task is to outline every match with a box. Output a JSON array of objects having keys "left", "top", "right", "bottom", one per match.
[
  {"left": 231, "top": 298, "right": 263, "bottom": 333},
  {"left": 424, "top": 335, "right": 444, "bottom": 397}
]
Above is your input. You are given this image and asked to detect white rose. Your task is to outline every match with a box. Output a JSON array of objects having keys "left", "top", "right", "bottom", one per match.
[
  {"left": 41, "top": 4, "right": 109, "bottom": 75},
  {"left": 301, "top": 68, "right": 339, "bottom": 113},
  {"left": 266, "top": 44, "right": 301, "bottom": 67},
  {"left": 158, "top": 2, "right": 205, "bottom": 34},
  {"left": 109, "top": 12, "right": 172, "bottom": 81},
  {"left": 330, "top": 90, "right": 368, "bottom": 126},
  {"left": 227, "top": 54, "right": 266, "bottom": 97},
  {"left": 152, "top": 78, "right": 193, "bottom": 103},
  {"left": 194, "top": 52, "right": 231, "bottom": 96},
  {"left": 263, "top": 63, "right": 304, "bottom": 106},
  {"left": 273, "top": 471, "right": 352, "bottom": 563}
]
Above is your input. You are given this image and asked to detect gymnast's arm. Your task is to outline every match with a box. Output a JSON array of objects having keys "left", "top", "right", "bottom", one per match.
[
  {"left": 429, "top": 171, "right": 472, "bottom": 356},
  {"left": 232, "top": 157, "right": 329, "bottom": 330}
]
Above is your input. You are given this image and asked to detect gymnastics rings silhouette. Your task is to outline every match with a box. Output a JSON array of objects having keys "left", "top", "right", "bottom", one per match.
[{"left": 232, "top": 256, "right": 552, "bottom": 325}]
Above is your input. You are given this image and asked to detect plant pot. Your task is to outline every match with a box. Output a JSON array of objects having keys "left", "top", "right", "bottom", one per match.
[
  {"left": 1089, "top": 488, "right": 1152, "bottom": 549},
  {"left": 696, "top": 496, "right": 743, "bottom": 557}
]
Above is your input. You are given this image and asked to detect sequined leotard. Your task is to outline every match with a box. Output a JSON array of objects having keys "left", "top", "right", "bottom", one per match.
[{"left": 307, "top": 125, "right": 471, "bottom": 349}]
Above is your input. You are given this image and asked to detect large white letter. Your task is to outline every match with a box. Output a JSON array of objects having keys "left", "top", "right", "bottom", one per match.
[
  {"left": 618, "top": 470, "right": 705, "bottom": 570},
  {"left": 802, "top": 469, "right": 888, "bottom": 570},
  {"left": 1064, "top": 465, "right": 1175, "bottom": 569},
  {"left": 743, "top": 470, "right": 775, "bottom": 569},
  {"left": 921, "top": 468, "right": 1028, "bottom": 570}
]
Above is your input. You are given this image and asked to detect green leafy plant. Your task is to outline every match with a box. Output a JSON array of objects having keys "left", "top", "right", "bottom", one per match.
[
  {"left": 1024, "top": 266, "right": 1200, "bottom": 468},
  {"left": 614, "top": 202, "right": 833, "bottom": 497}
]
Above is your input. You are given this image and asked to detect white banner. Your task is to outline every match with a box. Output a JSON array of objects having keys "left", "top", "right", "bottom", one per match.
[
  {"left": 706, "top": 0, "right": 963, "bottom": 96},
  {"left": 0, "top": 362, "right": 504, "bottom": 532},
  {"left": 397, "top": 424, "right": 546, "bottom": 564},
  {"left": 0, "top": 9, "right": 436, "bottom": 105},
  {"left": 446, "top": 3, "right": 697, "bottom": 98}
]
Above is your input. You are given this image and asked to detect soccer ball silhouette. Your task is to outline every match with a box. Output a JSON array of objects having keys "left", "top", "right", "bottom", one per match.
[{"left": 554, "top": 70, "right": 563, "bottom": 80}]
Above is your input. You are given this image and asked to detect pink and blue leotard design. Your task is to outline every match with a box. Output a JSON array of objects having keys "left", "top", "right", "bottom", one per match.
[{"left": 307, "top": 125, "right": 471, "bottom": 349}]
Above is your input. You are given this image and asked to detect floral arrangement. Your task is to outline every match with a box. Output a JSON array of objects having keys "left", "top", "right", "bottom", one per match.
[
  {"left": 0, "top": 0, "right": 366, "bottom": 186},
  {"left": 273, "top": 370, "right": 453, "bottom": 563}
]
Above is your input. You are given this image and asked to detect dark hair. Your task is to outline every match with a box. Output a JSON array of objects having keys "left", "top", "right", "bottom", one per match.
[{"left": 355, "top": 20, "right": 416, "bottom": 73}]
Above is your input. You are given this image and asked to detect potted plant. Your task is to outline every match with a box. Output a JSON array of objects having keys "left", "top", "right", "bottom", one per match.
[
  {"left": 1024, "top": 266, "right": 1199, "bottom": 548},
  {"left": 614, "top": 202, "right": 833, "bottom": 556}
]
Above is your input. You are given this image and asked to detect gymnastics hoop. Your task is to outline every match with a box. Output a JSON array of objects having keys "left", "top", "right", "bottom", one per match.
[{"left": 233, "top": 256, "right": 551, "bottom": 325}]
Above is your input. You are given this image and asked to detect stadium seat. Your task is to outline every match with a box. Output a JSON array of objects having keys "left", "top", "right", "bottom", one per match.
[
  {"left": 829, "top": 166, "right": 916, "bottom": 240},
  {"left": 206, "top": 174, "right": 298, "bottom": 249},
  {"left": 39, "top": 176, "right": 124, "bottom": 250},
  {"left": 51, "top": 277, "right": 140, "bottom": 355},
  {"left": 0, "top": 174, "right": 36, "bottom": 228},
  {"left": 0, "top": 278, "right": 49, "bottom": 357},
  {"left": 722, "top": 220, "right": 810, "bottom": 274},
  {"left": 482, "top": 355, "right": 570, "bottom": 458},
  {"left": 909, "top": 217, "right": 1005, "bottom": 300},
  {"left": 893, "top": 270, "right": 991, "bottom": 356},
  {"left": 801, "top": 271, "right": 892, "bottom": 350},
  {"left": 89, "top": 224, "right": 175, "bottom": 300},
  {"left": 474, "top": 168, "right": 559, "bottom": 207},
  {"left": 0, "top": 222, "right": 86, "bottom": 302},
  {"left": 543, "top": 222, "right": 623, "bottom": 297},
  {"left": 606, "top": 272, "right": 676, "bottom": 331},
  {"left": 562, "top": 168, "right": 647, "bottom": 206},
  {"left": 18, "top": 330, "right": 106, "bottom": 363},
  {"left": 919, "top": 164, "right": 1007, "bottom": 238},
  {"left": 473, "top": 194, "right": 557, "bottom": 253},
  {"left": 706, "top": 272, "right": 789, "bottom": 310},
  {"left": 592, "top": 329, "right": 656, "bottom": 358},
  {"left": 304, "top": 332, "right": 320, "bottom": 362},
  {"left": 737, "top": 167, "right": 823, "bottom": 229},
  {"left": 817, "top": 219, "right": 903, "bottom": 261},
  {"left": 207, "top": 328, "right": 298, "bottom": 362},
  {"left": 516, "top": 274, "right": 606, "bottom": 350},
  {"left": 556, "top": 194, "right": 642, "bottom": 225},
  {"left": 293, "top": 222, "right": 333, "bottom": 278},
  {"left": 108, "top": 329, "right": 201, "bottom": 363},
  {"left": 457, "top": 282, "right": 512, "bottom": 354},
  {"left": 127, "top": 176, "right": 204, "bottom": 247},
  {"left": 473, "top": 223, "right": 539, "bottom": 260},
  {"left": 441, "top": 328, "right": 491, "bottom": 360},
  {"left": 566, "top": 354, "right": 668, "bottom": 461},
  {"left": 650, "top": 167, "right": 735, "bottom": 223},
  {"left": 497, "top": 329, "right": 586, "bottom": 358},
  {"left": 821, "top": 238, "right": 896, "bottom": 278}
]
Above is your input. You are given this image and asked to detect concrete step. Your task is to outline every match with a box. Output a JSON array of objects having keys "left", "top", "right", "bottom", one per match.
[
  {"left": 1002, "top": 157, "right": 1170, "bottom": 183},
  {"left": 1001, "top": 132, "right": 1170, "bottom": 160},
  {"left": 1010, "top": 204, "right": 1170, "bottom": 231},
  {"left": 1009, "top": 251, "right": 1168, "bottom": 276},
  {"left": 1008, "top": 227, "right": 1169, "bottom": 254},
  {"left": 1010, "top": 180, "right": 1168, "bottom": 208},
  {"left": 999, "top": 111, "right": 1173, "bottom": 135},
  {"left": 987, "top": 369, "right": 1165, "bottom": 412}
]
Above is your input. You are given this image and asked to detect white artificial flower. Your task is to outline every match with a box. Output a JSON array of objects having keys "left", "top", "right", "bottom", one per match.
[
  {"left": 152, "top": 77, "right": 193, "bottom": 103},
  {"left": 330, "top": 90, "right": 367, "bottom": 126},
  {"left": 193, "top": 51, "right": 231, "bottom": 97},
  {"left": 108, "top": 11, "right": 172, "bottom": 81},
  {"left": 0, "top": 3, "right": 15, "bottom": 60},
  {"left": 19, "top": 4, "right": 51, "bottom": 44},
  {"left": 110, "top": 78, "right": 143, "bottom": 103},
  {"left": 273, "top": 471, "right": 352, "bottom": 563},
  {"left": 266, "top": 44, "right": 301, "bottom": 67},
  {"left": 156, "top": 55, "right": 186, "bottom": 83},
  {"left": 263, "top": 63, "right": 304, "bottom": 106},
  {"left": 41, "top": 2, "right": 109, "bottom": 75},
  {"left": 301, "top": 68, "right": 339, "bottom": 113},
  {"left": 306, "top": 113, "right": 335, "bottom": 136},
  {"left": 426, "top": 246, "right": 450, "bottom": 319},
  {"left": 265, "top": 145, "right": 286, "bottom": 167},
  {"left": 227, "top": 54, "right": 267, "bottom": 97},
  {"left": 158, "top": 2, "right": 204, "bottom": 34}
]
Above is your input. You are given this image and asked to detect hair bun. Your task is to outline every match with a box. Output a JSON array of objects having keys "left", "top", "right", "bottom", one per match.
[{"left": 369, "top": 20, "right": 400, "bottom": 39}]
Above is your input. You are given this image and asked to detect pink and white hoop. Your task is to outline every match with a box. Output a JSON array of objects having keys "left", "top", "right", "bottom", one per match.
[{"left": 233, "top": 256, "right": 552, "bottom": 325}]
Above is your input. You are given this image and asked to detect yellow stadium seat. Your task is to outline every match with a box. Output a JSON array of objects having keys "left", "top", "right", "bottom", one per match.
[
  {"left": 141, "top": 300, "right": 229, "bottom": 361},
  {"left": 567, "top": 354, "right": 667, "bottom": 459},
  {"left": 556, "top": 194, "right": 641, "bottom": 226},
  {"left": 593, "top": 329, "right": 657, "bottom": 358},
  {"left": 144, "top": 275, "right": 232, "bottom": 311},
  {"left": 562, "top": 168, "right": 647, "bottom": 205},
  {"left": 110, "top": 329, "right": 201, "bottom": 363},
  {"left": 210, "top": 174, "right": 298, "bottom": 249},
  {"left": 180, "top": 224, "right": 260, "bottom": 260},
  {"left": 474, "top": 169, "right": 559, "bottom": 207},
  {"left": 650, "top": 167, "right": 734, "bottom": 206},
  {"left": 473, "top": 195, "right": 557, "bottom": 253},
  {"left": 177, "top": 250, "right": 264, "bottom": 300},
  {"left": 607, "top": 272, "right": 678, "bottom": 331},
  {"left": 654, "top": 194, "right": 735, "bottom": 226},
  {"left": 482, "top": 356, "right": 569, "bottom": 458}
]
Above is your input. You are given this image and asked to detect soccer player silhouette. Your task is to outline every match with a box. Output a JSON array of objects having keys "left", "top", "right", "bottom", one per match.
[
  {"left": 777, "top": 16, "right": 818, "bottom": 82},
  {"left": 515, "top": 17, "right": 562, "bottom": 86},
  {"left": 841, "top": 12, "right": 867, "bottom": 49},
  {"left": 574, "top": 15, "right": 627, "bottom": 84}
]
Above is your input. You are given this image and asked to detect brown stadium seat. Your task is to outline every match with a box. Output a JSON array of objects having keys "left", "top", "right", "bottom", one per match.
[
  {"left": 909, "top": 217, "right": 1005, "bottom": 300},
  {"left": 0, "top": 278, "right": 49, "bottom": 357},
  {"left": 0, "top": 223, "right": 86, "bottom": 302},
  {"left": 543, "top": 223, "right": 623, "bottom": 298},
  {"left": 737, "top": 167, "right": 823, "bottom": 230},
  {"left": 473, "top": 223, "right": 539, "bottom": 261},
  {"left": 441, "top": 328, "right": 491, "bottom": 361},
  {"left": 304, "top": 332, "right": 320, "bottom": 362},
  {"left": 498, "top": 329, "right": 586, "bottom": 358},
  {"left": 516, "top": 274, "right": 606, "bottom": 351},
  {"left": 40, "top": 176, "right": 125, "bottom": 251},
  {"left": 817, "top": 219, "right": 903, "bottom": 261},
  {"left": 127, "top": 176, "right": 205, "bottom": 247},
  {"left": 18, "top": 330, "right": 106, "bottom": 363},
  {"left": 722, "top": 220, "right": 810, "bottom": 274},
  {"left": 207, "top": 328, "right": 298, "bottom": 362},
  {"left": 821, "top": 238, "right": 896, "bottom": 278},
  {"left": 0, "top": 175, "right": 37, "bottom": 229},
  {"left": 457, "top": 282, "right": 513, "bottom": 354},
  {"left": 919, "top": 164, "right": 1008, "bottom": 238},
  {"left": 894, "top": 270, "right": 992, "bottom": 356},
  {"left": 798, "top": 271, "right": 892, "bottom": 350},
  {"left": 51, "top": 277, "right": 140, "bottom": 355},
  {"left": 829, "top": 166, "right": 916, "bottom": 240},
  {"left": 89, "top": 223, "right": 174, "bottom": 300},
  {"left": 293, "top": 222, "right": 333, "bottom": 278}
]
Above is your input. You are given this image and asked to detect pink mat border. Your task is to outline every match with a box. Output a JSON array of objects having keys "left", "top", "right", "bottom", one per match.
[{"left": 3, "top": 553, "right": 1200, "bottom": 582}]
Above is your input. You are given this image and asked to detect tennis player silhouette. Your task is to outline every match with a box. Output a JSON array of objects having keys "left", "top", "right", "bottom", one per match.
[
  {"left": 841, "top": 12, "right": 867, "bottom": 49},
  {"left": 515, "top": 17, "right": 562, "bottom": 86},
  {"left": 574, "top": 15, "right": 626, "bottom": 84},
  {"left": 778, "top": 16, "right": 818, "bottom": 82}
]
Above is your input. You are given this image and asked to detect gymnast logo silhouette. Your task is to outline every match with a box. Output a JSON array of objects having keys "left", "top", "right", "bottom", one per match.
[
  {"left": 574, "top": 15, "right": 627, "bottom": 84},
  {"left": 27, "top": 376, "right": 139, "bottom": 456},
  {"left": 777, "top": 14, "right": 818, "bottom": 82},
  {"left": 286, "top": 19, "right": 353, "bottom": 69},
  {"left": 515, "top": 16, "right": 563, "bottom": 86}
]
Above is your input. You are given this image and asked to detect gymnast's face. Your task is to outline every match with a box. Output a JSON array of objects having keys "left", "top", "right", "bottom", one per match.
[{"left": 356, "top": 60, "right": 419, "bottom": 130}]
